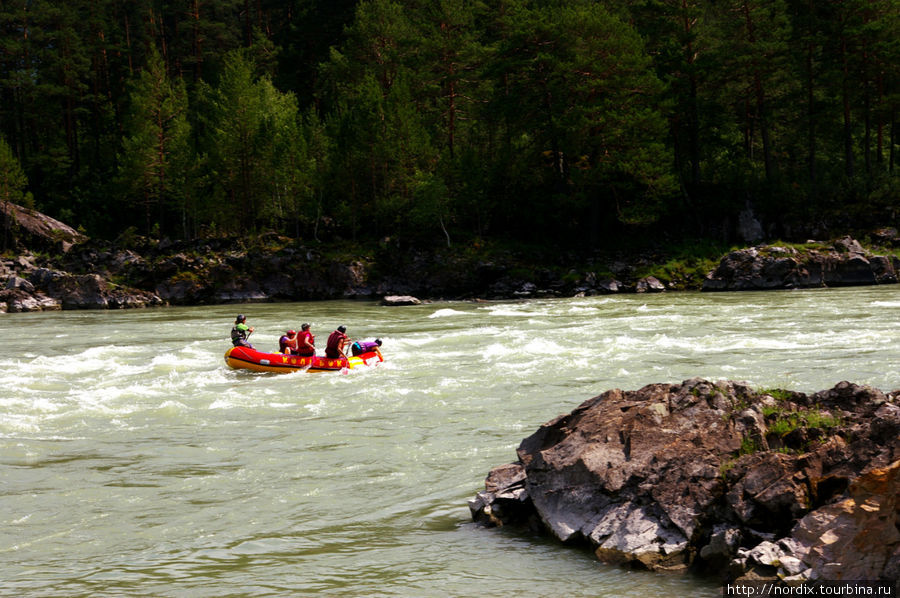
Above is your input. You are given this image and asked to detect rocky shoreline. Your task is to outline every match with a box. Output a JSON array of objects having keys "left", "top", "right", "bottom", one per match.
[
  {"left": 1, "top": 203, "right": 898, "bottom": 312},
  {"left": 703, "top": 235, "right": 900, "bottom": 291},
  {"left": 469, "top": 379, "right": 900, "bottom": 587}
]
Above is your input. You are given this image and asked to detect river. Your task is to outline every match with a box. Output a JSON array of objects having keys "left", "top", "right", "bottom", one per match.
[{"left": 2, "top": 286, "right": 898, "bottom": 597}]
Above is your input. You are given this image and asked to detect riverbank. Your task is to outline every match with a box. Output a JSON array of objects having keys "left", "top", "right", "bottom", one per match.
[{"left": 1, "top": 202, "right": 898, "bottom": 312}]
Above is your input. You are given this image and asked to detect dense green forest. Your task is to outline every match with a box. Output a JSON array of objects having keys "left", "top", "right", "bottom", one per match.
[{"left": 0, "top": 0, "right": 897, "bottom": 250}]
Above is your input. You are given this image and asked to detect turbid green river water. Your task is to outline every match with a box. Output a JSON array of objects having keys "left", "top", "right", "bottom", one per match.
[{"left": 2, "top": 286, "right": 899, "bottom": 597}]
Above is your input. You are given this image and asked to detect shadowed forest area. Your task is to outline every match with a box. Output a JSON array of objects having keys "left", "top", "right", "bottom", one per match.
[{"left": 0, "top": 0, "right": 897, "bottom": 253}]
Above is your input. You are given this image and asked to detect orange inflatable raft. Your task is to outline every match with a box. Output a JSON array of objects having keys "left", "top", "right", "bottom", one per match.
[{"left": 224, "top": 345, "right": 383, "bottom": 374}]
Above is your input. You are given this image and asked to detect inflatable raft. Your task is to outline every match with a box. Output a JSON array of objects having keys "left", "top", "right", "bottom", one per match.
[{"left": 224, "top": 345, "right": 383, "bottom": 374}]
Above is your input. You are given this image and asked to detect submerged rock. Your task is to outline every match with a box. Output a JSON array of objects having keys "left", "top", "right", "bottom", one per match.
[{"left": 470, "top": 379, "right": 900, "bottom": 585}]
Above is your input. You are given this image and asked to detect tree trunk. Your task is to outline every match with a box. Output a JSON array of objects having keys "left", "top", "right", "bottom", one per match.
[
  {"left": 191, "top": 0, "right": 202, "bottom": 83},
  {"left": 890, "top": 108, "right": 896, "bottom": 173},
  {"left": 754, "top": 71, "right": 773, "bottom": 182},
  {"left": 862, "top": 39, "right": 871, "bottom": 174},
  {"left": 743, "top": 0, "right": 773, "bottom": 183},
  {"left": 805, "top": 23, "right": 817, "bottom": 189},
  {"left": 244, "top": 0, "right": 252, "bottom": 46},
  {"left": 841, "top": 34, "right": 854, "bottom": 178},
  {"left": 681, "top": 0, "right": 700, "bottom": 187}
]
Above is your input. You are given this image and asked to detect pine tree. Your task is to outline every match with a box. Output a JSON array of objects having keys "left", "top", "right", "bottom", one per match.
[
  {"left": 0, "top": 135, "right": 29, "bottom": 251},
  {"left": 625, "top": 0, "right": 706, "bottom": 193},
  {"left": 198, "top": 49, "right": 302, "bottom": 233},
  {"left": 714, "top": 0, "right": 794, "bottom": 186},
  {"left": 320, "top": 0, "right": 438, "bottom": 241},
  {"left": 488, "top": 0, "right": 676, "bottom": 238},
  {"left": 118, "top": 44, "right": 190, "bottom": 236}
]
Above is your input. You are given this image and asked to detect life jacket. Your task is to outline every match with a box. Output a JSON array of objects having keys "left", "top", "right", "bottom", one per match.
[
  {"left": 352, "top": 340, "right": 378, "bottom": 356},
  {"left": 326, "top": 330, "right": 347, "bottom": 358},
  {"left": 297, "top": 331, "right": 315, "bottom": 356},
  {"left": 231, "top": 325, "right": 249, "bottom": 346}
]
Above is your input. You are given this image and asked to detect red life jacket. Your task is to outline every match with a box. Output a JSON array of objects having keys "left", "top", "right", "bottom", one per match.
[
  {"left": 297, "top": 330, "right": 315, "bottom": 356},
  {"left": 279, "top": 334, "right": 299, "bottom": 353},
  {"left": 326, "top": 330, "right": 347, "bottom": 357}
]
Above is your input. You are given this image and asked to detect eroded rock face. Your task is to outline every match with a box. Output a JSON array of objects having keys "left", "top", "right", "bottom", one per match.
[
  {"left": 791, "top": 461, "right": 900, "bottom": 581},
  {"left": 470, "top": 379, "right": 900, "bottom": 585}
]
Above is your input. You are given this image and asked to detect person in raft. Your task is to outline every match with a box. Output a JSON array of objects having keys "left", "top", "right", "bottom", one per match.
[
  {"left": 325, "top": 325, "right": 350, "bottom": 359},
  {"left": 350, "top": 338, "right": 383, "bottom": 359},
  {"left": 296, "top": 323, "right": 316, "bottom": 357},
  {"left": 278, "top": 329, "right": 299, "bottom": 354},
  {"left": 231, "top": 314, "right": 254, "bottom": 348}
]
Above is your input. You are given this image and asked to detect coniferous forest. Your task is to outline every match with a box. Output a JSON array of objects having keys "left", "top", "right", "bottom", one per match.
[{"left": 0, "top": 0, "right": 898, "bottom": 251}]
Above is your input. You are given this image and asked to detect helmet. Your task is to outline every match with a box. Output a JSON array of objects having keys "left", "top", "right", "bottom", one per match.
[
  {"left": 287, "top": 330, "right": 296, "bottom": 336},
  {"left": 338, "top": 325, "right": 347, "bottom": 333},
  {"left": 236, "top": 314, "right": 246, "bottom": 323},
  {"left": 301, "top": 323, "right": 310, "bottom": 330},
  {"left": 375, "top": 339, "right": 383, "bottom": 346}
]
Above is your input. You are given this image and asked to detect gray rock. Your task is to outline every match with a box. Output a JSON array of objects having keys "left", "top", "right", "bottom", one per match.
[
  {"left": 636, "top": 276, "right": 665, "bottom": 293},
  {"left": 597, "top": 278, "right": 621, "bottom": 293},
  {"left": 5, "top": 275, "right": 34, "bottom": 293},
  {"left": 700, "top": 526, "right": 742, "bottom": 566},
  {"left": 381, "top": 295, "right": 422, "bottom": 306},
  {"left": 470, "top": 378, "right": 900, "bottom": 583},
  {"left": 747, "top": 541, "right": 784, "bottom": 567},
  {"left": 0, "top": 288, "right": 61, "bottom": 312},
  {"left": 738, "top": 204, "right": 764, "bottom": 243},
  {"left": 589, "top": 503, "right": 689, "bottom": 570},
  {"left": 27, "top": 268, "right": 162, "bottom": 309},
  {"left": 0, "top": 202, "right": 86, "bottom": 252},
  {"left": 703, "top": 238, "right": 897, "bottom": 292},
  {"left": 779, "top": 555, "right": 806, "bottom": 576}
]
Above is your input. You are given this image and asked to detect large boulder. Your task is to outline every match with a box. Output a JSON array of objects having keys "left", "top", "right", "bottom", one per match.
[
  {"left": 0, "top": 287, "right": 60, "bottom": 312},
  {"left": 1, "top": 201, "right": 86, "bottom": 252},
  {"left": 28, "top": 268, "right": 163, "bottom": 309},
  {"left": 381, "top": 295, "right": 422, "bottom": 306},
  {"left": 636, "top": 276, "right": 666, "bottom": 293},
  {"left": 470, "top": 379, "right": 900, "bottom": 585}
]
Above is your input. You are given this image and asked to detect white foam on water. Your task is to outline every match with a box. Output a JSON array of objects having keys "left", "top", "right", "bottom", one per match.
[
  {"left": 428, "top": 308, "right": 471, "bottom": 318},
  {"left": 156, "top": 400, "right": 190, "bottom": 413},
  {"left": 520, "top": 338, "right": 566, "bottom": 355},
  {"left": 484, "top": 305, "right": 550, "bottom": 318},
  {"left": 480, "top": 342, "right": 513, "bottom": 360},
  {"left": 0, "top": 415, "right": 41, "bottom": 435},
  {"left": 563, "top": 305, "right": 602, "bottom": 315},
  {"left": 150, "top": 352, "right": 197, "bottom": 368},
  {"left": 871, "top": 300, "right": 900, "bottom": 308},
  {"left": 208, "top": 397, "right": 241, "bottom": 410}
]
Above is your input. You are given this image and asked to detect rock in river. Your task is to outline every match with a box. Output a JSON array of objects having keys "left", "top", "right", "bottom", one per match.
[{"left": 470, "top": 378, "right": 900, "bottom": 586}]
